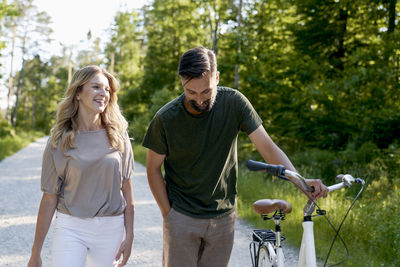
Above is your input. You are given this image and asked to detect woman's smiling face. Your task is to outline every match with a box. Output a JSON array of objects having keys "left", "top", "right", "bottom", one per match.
[{"left": 77, "top": 73, "right": 110, "bottom": 115}]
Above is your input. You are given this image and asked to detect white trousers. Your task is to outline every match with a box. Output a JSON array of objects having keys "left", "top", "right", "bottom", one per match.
[{"left": 51, "top": 212, "right": 124, "bottom": 267}]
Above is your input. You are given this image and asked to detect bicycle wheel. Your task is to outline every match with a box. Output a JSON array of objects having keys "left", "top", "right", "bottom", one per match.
[{"left": 257, "top": 244, "right": 275, "bottom": 267}]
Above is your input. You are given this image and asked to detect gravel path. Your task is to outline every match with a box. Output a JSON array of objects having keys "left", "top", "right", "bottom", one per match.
[{"left": 0, "top": 137, "right": 298, "bottom": 266}]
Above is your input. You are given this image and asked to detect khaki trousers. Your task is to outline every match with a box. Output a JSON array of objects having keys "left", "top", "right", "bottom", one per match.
[{"left": 162, "top": 208, "right": 236, "bottom": 267}]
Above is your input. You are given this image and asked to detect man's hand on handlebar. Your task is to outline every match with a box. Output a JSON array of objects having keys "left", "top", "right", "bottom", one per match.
[{"left": 304, "top": 179, "right": 329, "bottom": 200}]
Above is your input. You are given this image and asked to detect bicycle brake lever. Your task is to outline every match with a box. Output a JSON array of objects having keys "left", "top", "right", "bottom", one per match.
[{"left": 355, "top": 178, "right": 365, "bottom": 185}]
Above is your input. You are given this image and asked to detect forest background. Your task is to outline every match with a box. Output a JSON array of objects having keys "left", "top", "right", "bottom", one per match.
[{"left": 0, "top": 0, "right": 399, "bottom": 265}]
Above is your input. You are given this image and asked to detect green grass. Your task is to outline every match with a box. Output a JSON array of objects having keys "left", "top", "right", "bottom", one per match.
[
  {"left": 0, "top": 131, "right": 43, "bottom": 161},
  {"left": 237, "top": 165, "right": 400, "bottom": 266}
]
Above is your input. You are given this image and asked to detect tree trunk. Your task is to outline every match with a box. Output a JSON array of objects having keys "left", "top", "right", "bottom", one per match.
[
  {"left": 386, "top": 0, "right": 397, "bottom": 82},
  {"left": 11, "top": 36, "right": 27, "bottom": 127},
  {"left": 6, "top": 25, "right": 16, "bottom": 124},
  {"left": 234, "top": 0, "right": 243, "bottom": 89},
  {"left": 387, "top": 0, "right": 396, "bottom": 34},
  {"left": 68, "top": 59, "right": 73, "bottom": 85},
  {"left": 332, "top": 5, "right": 348, "bottom": 70},
  {"left": 110, "top": 51, "right": 115, "bottom": 75},
  {"left": 209, "top": 1, "right": 219, "bottom": 55},
  {"left": 31, "top": 94, "right": 36, "bottom": 128}
]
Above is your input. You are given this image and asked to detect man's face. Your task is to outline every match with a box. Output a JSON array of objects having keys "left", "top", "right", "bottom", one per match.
[{"left": 182, "top": 72, "right": 219, "bottom": 114}]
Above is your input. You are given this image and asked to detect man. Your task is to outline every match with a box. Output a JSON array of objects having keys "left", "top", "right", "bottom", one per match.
[{"left": 142, "top": 46, "right": 328, "bottom": 267}]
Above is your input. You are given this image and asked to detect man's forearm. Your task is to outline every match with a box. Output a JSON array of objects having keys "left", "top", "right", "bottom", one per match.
[
  {"left": 249, "top": 125, "right": 297, "bottom": 172},
  {"left": 147, "top": 170, "right": 171, "bottom": 218}
]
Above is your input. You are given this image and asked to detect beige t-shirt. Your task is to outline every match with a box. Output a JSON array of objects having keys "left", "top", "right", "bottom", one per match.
[{"left": 41, "top": 129, "right": 134, "bottom": 217}]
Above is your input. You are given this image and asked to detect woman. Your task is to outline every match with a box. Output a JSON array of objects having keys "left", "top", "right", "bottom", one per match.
[{"left": 28, "top": 65, "right": 134, "bottom": 267}]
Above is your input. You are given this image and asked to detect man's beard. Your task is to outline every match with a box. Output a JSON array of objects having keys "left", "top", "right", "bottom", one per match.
[{"left": 189, "top": 96, "right": 216, "bottom": 113}]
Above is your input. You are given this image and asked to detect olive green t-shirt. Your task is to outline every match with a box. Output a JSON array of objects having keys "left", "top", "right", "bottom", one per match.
[{"left": 142, "top": 87, "right": 262, "bottom": 218}]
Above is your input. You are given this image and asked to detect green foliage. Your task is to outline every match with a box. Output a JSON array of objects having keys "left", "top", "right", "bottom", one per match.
[
  {"left": 75, "top": 37, "right": 104, "bottom": 67},
  {"left": 3, "top": 0, "right": 399, "bottom": 157},
  {"left": 132, "top": 144, "right": 147, "bottom": 165},
  {"left": 12, "top": 54, "right": 66, "bottom": 132},
  {"left": 139, "top": 0, "right": 208, "bottom": 100},
  {"left": 0, "top": 120, "right": 15, "bottom": 137},
  {"left": 104, "top": 9, "right": 145, "bottom": 135},
  {"left": 0, "top": 129, "right": 42, "bottom": 161},
  {"left": 99, "top": 0, "right": 400, "bottom": 156},
  {"left": 0, "top": 0, "right": 18, "bottom": 73},
  {"left": 351, "top": 176, "right": 400, "bottom": 265},
  {"left": 241, "top": 136, "right": 399, "bottom": 185},
  {"left": 129, "top": 87, "right": 179, "bottom": 142}
]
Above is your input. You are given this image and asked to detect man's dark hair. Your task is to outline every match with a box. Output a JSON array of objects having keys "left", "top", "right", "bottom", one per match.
[{"left": 178, "top": 47, "right": 217, "bottom": 80}]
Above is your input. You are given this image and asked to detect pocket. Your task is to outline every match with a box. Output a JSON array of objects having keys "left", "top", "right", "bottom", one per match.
[{"left": 164, "top": 208, "right": 174, "bottom": 222}]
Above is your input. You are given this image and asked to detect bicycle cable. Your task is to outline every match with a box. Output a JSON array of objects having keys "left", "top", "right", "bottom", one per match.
[
  {"left": 284, "top": 177, "right": 365, "bottom": 267},
  {"left": 323, "top": 183, "right": 365, "bottom": 266}
]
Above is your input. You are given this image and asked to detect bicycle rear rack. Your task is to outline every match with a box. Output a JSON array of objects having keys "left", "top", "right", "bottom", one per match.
[{"left": 252, "top": 229, "right": 286, "bottom": 243}]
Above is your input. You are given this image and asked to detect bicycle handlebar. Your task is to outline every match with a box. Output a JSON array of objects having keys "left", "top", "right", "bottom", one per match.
[
  {"left": 246, "top": 160, "right": 285, "bottom": 177},
  {"left": 246, "top": 160, "right": 313, "bottom": 192},
  {"left": 246, "top": 160, "right": 365, "bottom": 193},
  {"left": 328, "top": 174, "right": 365, "bottom": 192}
]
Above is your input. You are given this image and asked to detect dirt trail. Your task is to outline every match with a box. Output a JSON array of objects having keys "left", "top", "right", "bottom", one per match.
[{"left": 0, "top": 137, "right": 298, "bottom": 266}]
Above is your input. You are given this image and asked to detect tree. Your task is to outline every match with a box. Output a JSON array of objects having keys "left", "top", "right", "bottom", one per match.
[
  {"left": 0, "top": 0, "right": 18, "bottom": 121},
  {"left": 4, "top": 0, "right": 52, "bottom": 127},
  {"left": 75, "top": 35, "right": 104, "bottom": 68},
  {"left": 140, "top": 0, "right": 208, "bottom": 98},
  {"left": 104, "top": 9, "right": 144, "bottom": 122},
  {"left": 195, "top": 0, "right": 237, "bottom": 55},
  {"left": 127, "top": 0, "right": 209, "bottom": 140},
  {"left": 0, "top": 0, "right": 17, "bottom": 74},
  {"left": 13, "top": 53, "right": 68, "bottom": 131}
]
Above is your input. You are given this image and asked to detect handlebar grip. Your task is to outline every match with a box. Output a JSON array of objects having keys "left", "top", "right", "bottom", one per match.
[
  {"left": 246, "top": 160, "right": 286, "bottom": 177},
  {"left": 246, "top": 160, "right": 268, "bottom": 171},
  {"left": 336, "top": 174, "right": 344, "bottom": 181},
  {"left": 336, "top": 174, "right": 365, "bottom": 186}
]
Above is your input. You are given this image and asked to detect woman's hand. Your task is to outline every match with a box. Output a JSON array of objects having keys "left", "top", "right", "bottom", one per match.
[{"left": 114, "top": 237, "right": 133, "bottom": 267}]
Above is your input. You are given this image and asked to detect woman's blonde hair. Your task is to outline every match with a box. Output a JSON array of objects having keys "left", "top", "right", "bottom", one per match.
[{"left": 51, "top": 65, "right": 128, "bottom": 153}]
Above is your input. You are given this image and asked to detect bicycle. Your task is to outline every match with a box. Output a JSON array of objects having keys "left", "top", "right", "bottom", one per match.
[{"left": 246, "top": 160, "right": 365, "bottom": 267}]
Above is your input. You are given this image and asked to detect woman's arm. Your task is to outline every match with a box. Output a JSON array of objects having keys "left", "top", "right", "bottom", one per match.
[
  {"left": 28, "top": 193, "right": 58, "bottom": 267},
  {"left": 115, "top": 179, "right": 134, "bottom": 267}
]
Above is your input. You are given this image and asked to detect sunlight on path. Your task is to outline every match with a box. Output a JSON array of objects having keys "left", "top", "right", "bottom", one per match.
[{"left": 0, "top": 137, "right": 49, "bottom": 267}]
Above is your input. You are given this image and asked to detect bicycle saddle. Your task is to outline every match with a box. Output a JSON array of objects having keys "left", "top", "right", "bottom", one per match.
[{"left": 253, "top": 199, "right": 292, "bottom": 214}]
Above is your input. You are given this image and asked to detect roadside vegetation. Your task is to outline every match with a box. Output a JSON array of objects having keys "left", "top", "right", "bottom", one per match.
[{"left": 0, "top": 121, "right": 42, "bottom": 161}]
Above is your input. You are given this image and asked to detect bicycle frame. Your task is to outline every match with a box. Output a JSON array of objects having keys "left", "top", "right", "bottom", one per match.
[
  {"left": 285, "top": 171, "right": 361, "bottom": 267},
  {"left": 246, "top": 160, "right": 365, "bottom": 267},
  {"left": 298, "top": 202, "right": 317, "bottom": 267},
  {"left": 273, "top": 216, "right": 285, "bottom": 266}
]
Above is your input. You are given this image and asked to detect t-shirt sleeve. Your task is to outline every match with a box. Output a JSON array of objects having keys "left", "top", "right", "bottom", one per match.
[
  {"left": 41, "top": 138, "right": 62, "bottom": 194},
  {"left": 235, "top": 91, "right": 263, "bottom": 134},
  {"left": 122, "top": 132, "right": 134, "bottom": 180},
  {"left": 142, "top": 113, "right": 168, "bottom": 155}
]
